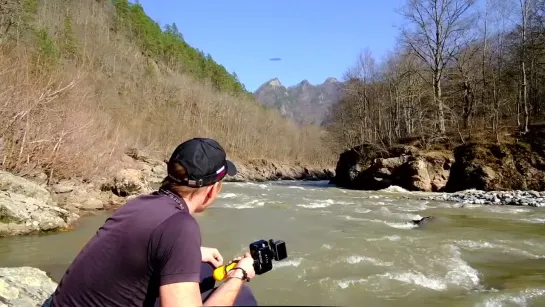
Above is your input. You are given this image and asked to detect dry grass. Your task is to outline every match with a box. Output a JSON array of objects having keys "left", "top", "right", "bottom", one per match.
[{"left": 0, "top": 0, "right": 335, "bottom": 182}]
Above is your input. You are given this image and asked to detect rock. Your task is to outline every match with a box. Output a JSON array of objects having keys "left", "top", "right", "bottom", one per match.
[
  {"left": 80, "top": 198, "right": 104, "bottom": 210},
  {"left": 223, "top": 159, "right": 334, "bottom": 182},
  {"left": 407, "top": 159, "right": 432, "bottom": 191},
  {"left": 444, "top": 128, "right": 545, "bottom": 192},
  {"left": 331, "top": 145, "right": 453, "bottom": 192},
  {"left": 0, "top": 172, "right": 79, "bottom": 236},
  {"left": 412, "top": 216, "right": 435, "bottom": 226},
  {"left": 0, "top": 171, "right": 52, "bottom": 205},
  {"left": 101, "top": 168, "right": 152, "bottom": 197},
  {"left": 424, "top": 190, "right": 545, "bottom": 207},
  {"left": 0, "top": 267, "right": 57, "bottom": 307},
  {"left": 50, "top": 182, "right": 74, "bottom": 194},
  {"left": 0, "top": 191, "right": 78, "bottom": 236}
]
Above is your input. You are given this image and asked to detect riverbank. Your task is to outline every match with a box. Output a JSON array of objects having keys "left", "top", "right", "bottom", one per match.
[
  {"left": 0, "top": 148, "right": 335, "bottom": 237},
  {"left": 331, "top": 125, "right": 545, "bottom": 194},
  {"left": 423, "top": 189, "right": 545, "bottom": 207}
]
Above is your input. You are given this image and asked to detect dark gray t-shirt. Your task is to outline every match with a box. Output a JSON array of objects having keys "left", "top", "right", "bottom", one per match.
[{"left": 50, "top": 190, "right": 202, "bottom": 307}]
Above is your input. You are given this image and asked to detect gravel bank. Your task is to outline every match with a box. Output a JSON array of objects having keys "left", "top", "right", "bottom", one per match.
[{"left": 424, "top": 190, "right": 545, "bottom": 207}]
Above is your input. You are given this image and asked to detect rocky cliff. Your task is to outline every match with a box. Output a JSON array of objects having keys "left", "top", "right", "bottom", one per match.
[
  {"left": 331, "top": 144, "right": 453, "bottom": 192},
  {"left": 254, "top": 77, "right": 343, "bottom": 126}
]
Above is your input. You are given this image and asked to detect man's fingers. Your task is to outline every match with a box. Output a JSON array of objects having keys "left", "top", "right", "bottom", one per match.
[{"left": 216, "top": 253, "right": 224, "bottom": 264}]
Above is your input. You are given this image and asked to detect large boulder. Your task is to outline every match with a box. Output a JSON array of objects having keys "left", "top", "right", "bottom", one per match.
[
  {"left": 331, "top": 145, "right": 453, "bottom": 192},
  {"left": 0, "top": 267, "right": 57, "bottom": 307},
  {"left": 101, "top": 168, "right": 153, "bottom": 197},
  {"left": 444, "top": 138, "right": 545, "bottom": 192},
  {"left": 0, "top": 172, "right": 79, "bottom": 237},
  {"left": 0, "top": 171, "right": 52, "bottom": 205}
]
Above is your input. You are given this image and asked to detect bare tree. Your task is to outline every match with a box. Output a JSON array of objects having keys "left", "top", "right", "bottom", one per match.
[
  {"left": 400, "top": 0, "right": 477, "bottom": 135},
  {"left": 518, "top": 0, "right": 535, "bottom": 132}
]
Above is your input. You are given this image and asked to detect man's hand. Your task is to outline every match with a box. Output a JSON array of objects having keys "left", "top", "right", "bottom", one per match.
[
  {"left": 230, "top": 252, "right": 256, "bottom": 281},
  {"left": 201, "top": 247, "right": 223, "bottom": 267}
]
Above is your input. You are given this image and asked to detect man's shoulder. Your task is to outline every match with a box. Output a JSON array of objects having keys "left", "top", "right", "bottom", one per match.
[
  {"left": 154, "top": 210, "right": 200, "bottom": 235},
  {"left": 106, "top": 192, "right": 186, "bottom": 235}
]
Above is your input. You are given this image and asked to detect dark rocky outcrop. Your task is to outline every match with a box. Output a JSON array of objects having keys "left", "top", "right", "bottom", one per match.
[
  {"left": 331, "top": 144, "right": 453, "bottom": 192},
  {"left": 444, "top": 128, "right": 545, "bottom": 192}
]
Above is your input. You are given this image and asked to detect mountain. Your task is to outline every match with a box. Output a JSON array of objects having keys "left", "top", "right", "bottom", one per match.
[{"left": 254, "top": 77, "right": 344, "bottom": 126}]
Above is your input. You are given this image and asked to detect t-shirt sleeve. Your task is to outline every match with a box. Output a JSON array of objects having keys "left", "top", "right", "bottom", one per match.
[{"left": 149, "top": 212, "right": 202, "bottom": 286}]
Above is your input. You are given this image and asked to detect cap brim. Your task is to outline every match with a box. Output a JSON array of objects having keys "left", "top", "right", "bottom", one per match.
[{"left": 226, "top": 160, "right": 237, "bottom": 176}]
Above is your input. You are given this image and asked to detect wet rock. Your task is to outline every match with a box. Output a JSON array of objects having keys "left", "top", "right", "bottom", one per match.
[
  {"left": 80, "top": 198, "right": 104, "bottom": 210},
  {"left": 331, "top": 145, "right": 452, "bottom": 192},
  {"left": 412, "top": 216, "right": 435, "bottom": 226},
  {"left": 0, "top": 191, "right": 79, "bottom": 236},
  {"left": 0, "top": 267, "right": 57, "bottom": 307},
  {"left": 0, "top": 173, "right": 79, "bottom": 237}
]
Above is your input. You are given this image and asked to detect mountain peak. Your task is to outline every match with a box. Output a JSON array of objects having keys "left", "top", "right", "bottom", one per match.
[
  {"left": 324, "top": 77, "right": 339, "bottom": 83},
  {"left": 267, "top": 78, "right": 282, "bottom": 87},
  {"left": 254, "top": 77, "right": 345, "bottom": 126}
]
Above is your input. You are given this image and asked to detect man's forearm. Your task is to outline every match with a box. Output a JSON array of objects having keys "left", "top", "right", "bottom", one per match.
[{"left": 202, "top": 274, "right": 244, "bottom": 306}]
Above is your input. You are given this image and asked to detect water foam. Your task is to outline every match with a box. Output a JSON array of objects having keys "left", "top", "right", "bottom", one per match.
[
  {"left": 378, "top": 207, "right": 423, "bottom": 221},
  {"left": 364, "top": 235, "right": 402, "bottom": 242},
  {"left": 218, "top": 193, "right": 238, "bottom": 199},
  {"left": 355, "top": 208, "right": 371, "bottom": 214},
  {"left": 273, "top": 258, "right": 303, "bottom": 269},
  {"left": 361, "top": 218, "right": 418, "bottom": 229},
  {"left": 380, "top": 271, "right": 448, "bottom": 291},
  {"left": 297, "top": 199, "right": 335, "bottom": 209},
  {"left": 380, "top": 185, "right": 411, "bottom": 193},
  {"left": 337, "top": 215, "right": 366, "bottom": 221},
  {"left": 223, "top": 199, "right": 265, "bottom": 209},
  {"left": 345, "top": 255, "right": 393, "bottom": 267},
  {"left": 455, "top": 240, "right": 544, "bottom": 259},
  {"left": 476, "top": 288, "right": 545, "bottom": 307}
]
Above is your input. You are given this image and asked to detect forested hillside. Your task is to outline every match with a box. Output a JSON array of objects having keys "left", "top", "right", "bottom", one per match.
[
  {"left": 0, "top": 0, "right": 333, "bottom": 180},
  {"left": 327, "top": 0, "right": 545, "bottom": 152}
]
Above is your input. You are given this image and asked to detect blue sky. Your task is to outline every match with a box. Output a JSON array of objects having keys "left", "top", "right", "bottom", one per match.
[{"left": 137, "top": 0, "right": 407, "bottom": 92}]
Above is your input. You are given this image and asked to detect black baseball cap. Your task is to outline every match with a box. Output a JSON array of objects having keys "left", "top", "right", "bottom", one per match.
[{"left": 167, "top": 138, "right": 237, "bottom": 188}]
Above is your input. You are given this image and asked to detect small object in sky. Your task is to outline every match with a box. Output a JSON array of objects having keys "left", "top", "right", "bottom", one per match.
[{"left": 269, "top": 58, "right": 282, "bottom": 61}]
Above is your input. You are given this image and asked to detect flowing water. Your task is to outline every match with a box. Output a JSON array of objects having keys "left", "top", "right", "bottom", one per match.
[{"left": 1, "top": 181, "right": 545, "bottom": 306}]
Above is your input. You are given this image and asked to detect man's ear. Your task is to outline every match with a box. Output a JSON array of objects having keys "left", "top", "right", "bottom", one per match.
[{"left": 207, "top": 182, "right": 221, "bottom": 197}]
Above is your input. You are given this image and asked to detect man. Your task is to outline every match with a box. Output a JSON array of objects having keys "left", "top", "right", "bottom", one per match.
[{"left": 46, "top": 138, "right": 257, "bottom": 306}]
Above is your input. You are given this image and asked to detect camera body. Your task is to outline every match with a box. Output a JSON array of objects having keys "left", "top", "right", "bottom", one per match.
[{"left": 249, "top": 239, "right": 288, "bottom": 275}]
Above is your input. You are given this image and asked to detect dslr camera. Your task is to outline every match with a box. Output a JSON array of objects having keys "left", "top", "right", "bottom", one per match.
[{"left": 249, "top": 239, "right": 288, "bottom": 274}]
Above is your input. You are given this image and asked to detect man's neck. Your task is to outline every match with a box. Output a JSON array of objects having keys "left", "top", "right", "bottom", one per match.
[{"left": 159, "top": 188, "right": 197, "bottom": 213}]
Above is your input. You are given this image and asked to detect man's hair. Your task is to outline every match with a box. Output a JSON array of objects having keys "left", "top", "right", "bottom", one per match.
[{"left": 160, "top": 162, "right": 200, "bottom": 197}]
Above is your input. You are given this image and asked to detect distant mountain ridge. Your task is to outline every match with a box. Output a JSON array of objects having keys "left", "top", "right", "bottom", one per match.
[{"left": 254, "top": 77, "right": 344, "bottom": 126}]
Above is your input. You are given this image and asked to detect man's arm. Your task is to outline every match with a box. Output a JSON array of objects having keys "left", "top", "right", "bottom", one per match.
[
  {"left": 159, "top": 270, "right": 245, "bottom": 307},
  {"left": 159, "top": 282, "right": 202, "bottom": 307},
  {"left": 201, "top": 269, "right": 246, "bottom": 306},
  {"left": 151, "top": 213, "right": 204, "bottom": 307}
]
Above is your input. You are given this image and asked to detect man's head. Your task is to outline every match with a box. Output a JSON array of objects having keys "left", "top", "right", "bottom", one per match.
[{"left": 161, "top": 138, "right": 237, "bottom": 213}]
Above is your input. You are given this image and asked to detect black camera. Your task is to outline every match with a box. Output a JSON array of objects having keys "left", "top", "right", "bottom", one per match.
[{"left": 249, "top": 239, "right": 288, "bottom": 275}]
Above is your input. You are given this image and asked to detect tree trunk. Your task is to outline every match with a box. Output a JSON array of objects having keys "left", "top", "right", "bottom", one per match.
[{"left": 434, "top": 72, "right": 446, "bottom": 134}]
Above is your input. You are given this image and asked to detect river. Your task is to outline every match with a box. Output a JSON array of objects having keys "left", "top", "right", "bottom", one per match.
[{"left": 1, "top": 181, "right": 545, "bottom": 306}]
